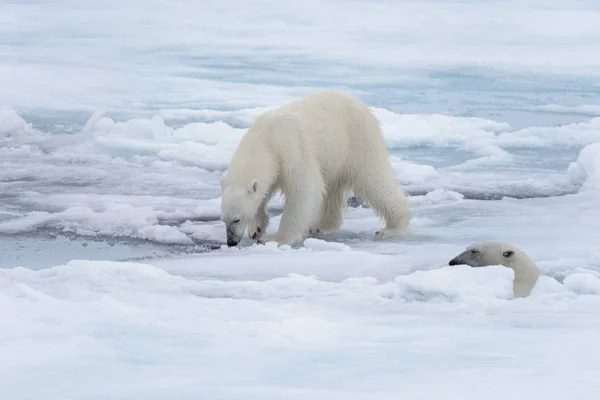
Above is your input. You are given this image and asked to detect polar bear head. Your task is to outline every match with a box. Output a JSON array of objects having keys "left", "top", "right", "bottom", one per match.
[
  {"left": 449, "top": 240, "right": 523, "bottom": 269},
  {"left": 220, "top": 177, "right": 262, "bottom": 246},
  {"left": 448, "top": 240, "right": 541, "bottom": 297}
]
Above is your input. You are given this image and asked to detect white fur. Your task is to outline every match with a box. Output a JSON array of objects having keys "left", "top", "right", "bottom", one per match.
[
  {"left": 220, "top": 89, "right": 412, "bottom": 246},
  {"left": 449, "top": 240, "right": 541, "bottom": 298}
]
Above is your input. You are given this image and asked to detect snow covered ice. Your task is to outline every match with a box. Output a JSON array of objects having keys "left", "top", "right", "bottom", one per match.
[{"left": 1, "top": 0, "right": 600, "bottom": 399}]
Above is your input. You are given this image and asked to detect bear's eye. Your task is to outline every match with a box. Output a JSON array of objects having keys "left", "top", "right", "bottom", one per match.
[
  {"left": 232, "top": 218, "right": 240, "bottom": 224},
  {"left": 502, "top": 250, "right": 514, "bottom": 258},
  {"left": 256, "top": 226, "right": 261, "bottom": 233},
  {"left": 470, "top": 249, "right": 479, "bottom": 255}
]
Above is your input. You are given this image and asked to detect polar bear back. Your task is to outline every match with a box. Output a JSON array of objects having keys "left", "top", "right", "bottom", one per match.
[{"left": 236, "top": 89, "right": 390, "bottom": 184}]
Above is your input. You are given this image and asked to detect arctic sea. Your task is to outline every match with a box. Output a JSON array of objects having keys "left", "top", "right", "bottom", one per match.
[{"left": 1, "top": 1, "right": 600, "bottom": 399}]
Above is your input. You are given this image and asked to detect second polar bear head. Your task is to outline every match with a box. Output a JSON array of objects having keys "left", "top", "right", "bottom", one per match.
[
  {"left": 448, "top": 240, "right": 530, "bottom": 270},
  {"left": 448, "top": 240, "right": 541, "bottom": 297},
  {"left": 220, "top": 177, "right": 262, "bottom": 246}
]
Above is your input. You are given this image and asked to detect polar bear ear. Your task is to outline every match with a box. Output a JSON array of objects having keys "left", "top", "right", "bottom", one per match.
[{"left": 247, "top": 179, "right": 259, "bottom": 194}]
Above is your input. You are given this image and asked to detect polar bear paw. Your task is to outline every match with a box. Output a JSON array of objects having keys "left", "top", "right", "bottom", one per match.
[
  {"left": 309, "top": 227, "right": 333, "bottom": 236},
  {"left": 256, "top": 234, "right": 277, "bottom": 245},
  {"left": 248, "top": 211, "right": 269, "bottom": 241},
  {"left": 257, "top": 232, "right": 304, "bottom": 247},
  {"left": 249, "top": 225, "right": 264, "bottom": 240},
  {"left": 309, "top": 223, "right": 341, "bottom": 237},
  {"left": 374, "top": 228, "right": 402, "bottom": 239}
]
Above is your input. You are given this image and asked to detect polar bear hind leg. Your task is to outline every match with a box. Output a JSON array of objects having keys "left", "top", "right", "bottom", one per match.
[
  {"left": 354, "top": 171, "right": 411, "bottom": 239},
  {"left": 352, "top": 160, "right": 411, "bottom": 239}
]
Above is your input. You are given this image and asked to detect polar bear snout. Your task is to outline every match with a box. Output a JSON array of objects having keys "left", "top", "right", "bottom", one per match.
[
  {"left": 225, "top": 223, "right": 244, "bottom": 247},
  {"left": 448, "top": 248, "right": 485, "bottom": 267},
  {"left": 226, "top": 229, "right": 241, "bottom": 246},
  {"left": 448, "top": 257, "right": 462, "bottom": 266},
  {"left": 448, "top": 255, "right": 474, "bottom": 266}
]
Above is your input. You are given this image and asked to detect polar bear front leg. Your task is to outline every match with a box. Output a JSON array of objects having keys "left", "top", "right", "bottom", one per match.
[
  {"left": 274, "top": 175, "right": 325, "bottom": 246},
  {"left": 248, "top": 197, "right": 271, "bottom": 241},
  {"left": 249, "top": 184, "right": 277, "bottom": 242},
  {"left": 249, "top": 207, "right": 269, "bottom": 241}
]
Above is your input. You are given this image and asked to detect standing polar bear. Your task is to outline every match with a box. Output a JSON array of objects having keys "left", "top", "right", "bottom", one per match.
[{"left": 220, "top": 89, "right": 412, "bottom": 247}]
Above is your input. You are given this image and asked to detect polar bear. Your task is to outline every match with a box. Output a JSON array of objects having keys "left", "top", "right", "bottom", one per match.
[
  {"left": 220, "top": 89, "right": 412, "bottom": 247},
  {"left": 448, "top": 240, "right": 541, "bottom": 297}
]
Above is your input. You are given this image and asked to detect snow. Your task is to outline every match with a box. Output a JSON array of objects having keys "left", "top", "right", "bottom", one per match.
[
  {"left": 568, "top": 143, "right": 600, "bottom": 191},
  {"left": 2, "top": 0, "right": 600, "bottom": 398},
  {"left": 0, "top": 107, "right": 33, "bottom": 137},
  {"left": 2, "top": 253, "right": 600, "bottom": 399}
]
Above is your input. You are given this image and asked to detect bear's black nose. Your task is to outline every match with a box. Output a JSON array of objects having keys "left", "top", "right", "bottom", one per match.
[
  {"left": 448, "top": 258, "right": 459, "bottom": 266},
  {"left": 227, "top": 239, "right": 238, "bottom": 247}
]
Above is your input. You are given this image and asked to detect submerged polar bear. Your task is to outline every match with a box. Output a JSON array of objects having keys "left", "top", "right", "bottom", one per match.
[
  {"left": 449, "top": 240, "right": 542, "bottom": 298},
  {"left": 220, "top": 89, "right": 412, "bottom": 247}
]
